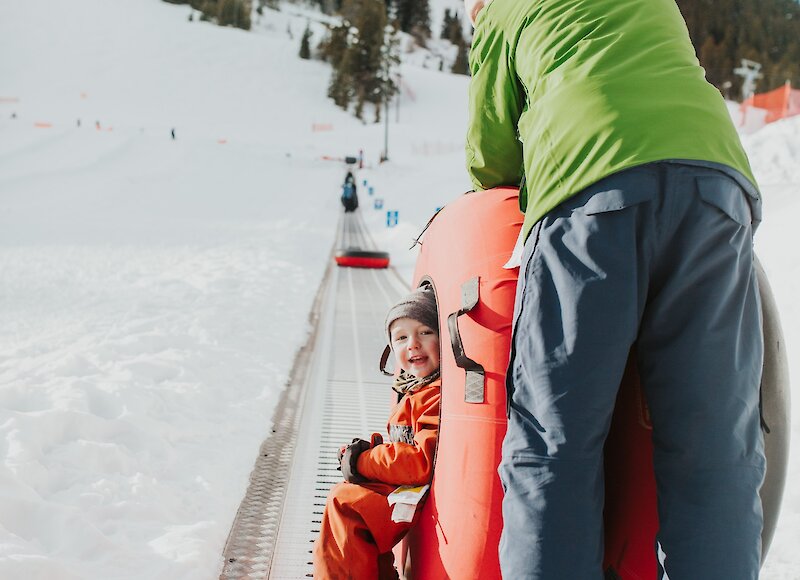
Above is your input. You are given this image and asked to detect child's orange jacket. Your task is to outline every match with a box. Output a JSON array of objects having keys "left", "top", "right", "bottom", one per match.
[
  {"left": 356, "top": 379, "right": 441, "bottom": 485},
  {"left": 313, "top": 379, "right": 441, "bottom": 579}
]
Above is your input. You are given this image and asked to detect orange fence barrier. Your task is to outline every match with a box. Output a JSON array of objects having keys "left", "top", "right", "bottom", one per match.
[
  {"left": 34, "top": 122, "right": 53, "bottom": 128},
  {"left": 741, "top": 82, "right": 800, "bottom": 125}
]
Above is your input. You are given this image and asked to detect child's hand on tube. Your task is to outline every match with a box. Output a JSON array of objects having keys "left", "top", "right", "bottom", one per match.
[{"left": 338, "top": 434, "right": 384, "bottom": 483}]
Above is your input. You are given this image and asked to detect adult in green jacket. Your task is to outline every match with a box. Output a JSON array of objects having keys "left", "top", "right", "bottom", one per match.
[{"left": 465, "top": 0, "right": 765, "bottom": 578}]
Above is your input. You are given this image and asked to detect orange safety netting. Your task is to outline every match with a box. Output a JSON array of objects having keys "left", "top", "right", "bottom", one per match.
[{"left": 741, "top": 82, "right": 800, "bottom": 124}]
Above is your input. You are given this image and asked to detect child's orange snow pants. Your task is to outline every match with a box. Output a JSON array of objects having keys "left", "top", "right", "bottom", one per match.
[{"left": 312, "top": 481, "right": 417, "bottom": 580}]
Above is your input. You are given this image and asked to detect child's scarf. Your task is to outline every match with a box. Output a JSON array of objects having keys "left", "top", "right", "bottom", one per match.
[{"left": 392, "top": 369, "right": 441, "bottom": 396}]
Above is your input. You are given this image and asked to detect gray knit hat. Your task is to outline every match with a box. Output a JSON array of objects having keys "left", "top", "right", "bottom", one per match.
[{"left": 385, "top": 285, "right": 438, "bottom": 344}]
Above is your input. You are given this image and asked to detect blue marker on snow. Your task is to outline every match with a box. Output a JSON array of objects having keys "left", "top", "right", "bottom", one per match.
[
  {"left": 387, "top": 210, "right": 398, "bottom": 227},
  {"left": 369, "top": 186, "right": 375, "bottom": 196},
  {"left": 375, "top": 198, "right": 384, "bottom": 210}
]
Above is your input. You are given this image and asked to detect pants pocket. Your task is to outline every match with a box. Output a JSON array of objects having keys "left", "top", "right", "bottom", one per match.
[
  {"left": 577, "top": 166, "right": 659, "bottom": 216},
  {"left": 696, "top": 174, "right": 753, "bottom": 227}
]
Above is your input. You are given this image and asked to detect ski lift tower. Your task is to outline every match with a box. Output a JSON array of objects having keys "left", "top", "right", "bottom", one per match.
[{"left": 733, "top": 59, "right": 763, "bottom": 101}]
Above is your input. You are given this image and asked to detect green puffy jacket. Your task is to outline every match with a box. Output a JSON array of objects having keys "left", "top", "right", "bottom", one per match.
[{"left": 466, "top": 0, "right": 758, "bottom": 241}]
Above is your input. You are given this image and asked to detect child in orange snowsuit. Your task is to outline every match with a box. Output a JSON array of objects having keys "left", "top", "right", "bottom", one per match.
[{"left": 313, "top": 286, "right": 441, "bottom": 580}]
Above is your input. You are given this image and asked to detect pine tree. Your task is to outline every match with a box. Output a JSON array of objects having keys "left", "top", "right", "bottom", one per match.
[
  {"left": 390, "top": 0, "right": 430, "bottom": 44},
  {"left": 299, "top": 23, "right": 313, "bottom": 59},
  {"left": 200, "top": 0, "right": 218, "bottom": 19},
  {"left": 162, "top": 0, "right": 254, "bottom": 29},
  {"left": 376, "top": 25, "right": 401, "bottom": 122},
  {"left": 218, "top": 0, "right": 235, "bottom": 25},
  {"left": 328, "top": 63, "right": 351, "bottom": 110},
  {"left": 319, "top": 24, "right": 348, "bottom": 65},
  {"left": 441, "top": 9, "right": 453, "bottom": 39},
  {"left": 452, "top": 41, "right": 469, "bottom": 76},
  {"left": 326, "top": 22, "right": 357, "bottom": 111},
  {"left": 441, "top": 8, "right": 464, "bottom": 45},
  {"left": 218, "top": 0, "right": 251, "bottom": 30},
  {"left": 327, "top": 0, "right": 398, "bottom": 121}
]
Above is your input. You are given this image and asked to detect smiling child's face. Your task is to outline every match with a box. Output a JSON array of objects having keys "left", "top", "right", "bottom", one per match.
[{"left": 390, "top": 317, "right": 440, "bottom": 378}]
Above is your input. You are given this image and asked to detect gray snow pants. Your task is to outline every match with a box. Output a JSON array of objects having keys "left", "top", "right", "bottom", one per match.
[{"left": 500, "top": 162, "right": 765, "bottom": 579}]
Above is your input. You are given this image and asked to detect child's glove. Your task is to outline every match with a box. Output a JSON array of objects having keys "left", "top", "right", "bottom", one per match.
[{"left": 338, "top": 433, "right": 383, "bottom": 483}]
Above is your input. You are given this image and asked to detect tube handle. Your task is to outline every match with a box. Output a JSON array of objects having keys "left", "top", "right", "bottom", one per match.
[{"left": 447, "top": 277, "right": 485, "bottom": 403}]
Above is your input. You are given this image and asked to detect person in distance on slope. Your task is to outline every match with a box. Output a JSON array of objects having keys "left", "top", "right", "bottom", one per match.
[
  {"left": 313, "top": 286, "right": 441, "bottom": 580},
  {"left": 464, "top": 0, "right": 765, "bottom": 577},
  {"left": 341, "top": 171, "right": 359, "bottom": 212}
]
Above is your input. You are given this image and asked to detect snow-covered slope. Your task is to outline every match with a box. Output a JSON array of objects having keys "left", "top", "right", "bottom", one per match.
[
  {"left": 0, "top": 1, "right": 467, "bottom": 578},
  {"left": 0, "top": 1, "right": 797, "bottom": 579}
]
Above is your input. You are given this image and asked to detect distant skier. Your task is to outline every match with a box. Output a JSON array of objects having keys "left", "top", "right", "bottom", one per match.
[{"left": 171, "top": 128, "right": 176, "bottom": 140}]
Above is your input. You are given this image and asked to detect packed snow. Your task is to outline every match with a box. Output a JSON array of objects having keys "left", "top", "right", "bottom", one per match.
[{"left": 0, "top": 0, "right": 797, "bottom": 578}]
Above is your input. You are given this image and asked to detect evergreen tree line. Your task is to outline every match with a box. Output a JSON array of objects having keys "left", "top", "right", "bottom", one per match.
[
  {"left": 305, "top": 1, "right": 474, "bottom": 121},
  {"left": 304, "top": 0, "right": 431, "bottom": 44},
  {"left": 299, "top": 0, "right": 435, "bottom": 46},
  {"left": 314, "top": 0, "right": 399, "bottom": 122},
  {"left": 300, "top": 3, "right": 470, "bottom": 122},
  {"left": 163, "top": 0, "right": 251, "bottom": 30},
  {"left": 676, "top": 0, "right": 800, "bottom": 98},
  {"left": 167, "top": 0, "right": 798, "bottom": 102},
  {"left": 306, "top": 0, "right": 800, "bottom": 102}
]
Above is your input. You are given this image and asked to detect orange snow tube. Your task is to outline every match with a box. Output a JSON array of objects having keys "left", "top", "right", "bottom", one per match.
[
  {"left": 402, "top": 187, "right": 519, "bottom": 578},
  {"left": 400, "top": 187, "right": 789, "bottom": 579}
]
